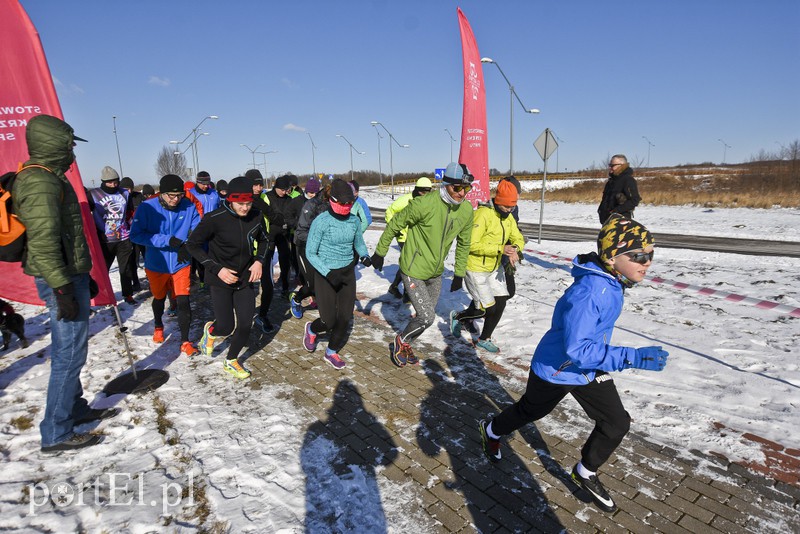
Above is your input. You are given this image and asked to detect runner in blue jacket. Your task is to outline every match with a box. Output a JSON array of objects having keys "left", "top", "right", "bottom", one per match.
[{"left": 479, "top": 215, "right": 669, "bottom": 514}]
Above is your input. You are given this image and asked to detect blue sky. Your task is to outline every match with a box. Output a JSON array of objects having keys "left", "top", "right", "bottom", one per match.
[{"left": 20, "top": 0, "right": 800, "bottom": 186}]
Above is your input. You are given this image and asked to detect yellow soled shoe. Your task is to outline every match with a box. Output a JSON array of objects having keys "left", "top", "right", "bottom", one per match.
[
  {"left": 199, "top": 321, "right": 216, "bottom": 357},
  {"left": 224, "top": 359, "right": 251, "bottom": 379}
]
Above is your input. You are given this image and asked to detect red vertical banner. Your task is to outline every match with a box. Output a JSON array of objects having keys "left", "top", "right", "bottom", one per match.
[
  {"left": 0, "top": 0, "right": 115, "bottom": 305},
  {"left": 457, "top": 7, "right": 489, "bottom": 207}
]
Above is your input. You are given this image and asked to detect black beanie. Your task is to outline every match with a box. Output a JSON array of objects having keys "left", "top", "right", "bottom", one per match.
[
  {"left": 159, "top": 174, "right": 184, "bottom": 193},
  {"left": 216, "top": 179, "right": 228, "bottom": 191},
  {"left": 274, "top": 175, "right": 292, "bottom": 190},
  {"left": 329, "top": 178, "right": 355, "bottom": 203},
  {"left": 142, "top": 184, "right": 155, "bottom": 196},
  {"left": 245, "top": 169, "right": 263, "bottom": 185},
  {"left": 227, "top": 176, "right": 251, "bottom": 195},
  {"left": 349, "top": 180, "right": 360, "bottom": 192},
  {"left": 119, "top": 177, "right": 134, "bottom": 190}
]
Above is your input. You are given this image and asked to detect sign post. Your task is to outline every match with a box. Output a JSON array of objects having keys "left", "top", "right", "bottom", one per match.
[{"left": 533, "top": 128, "right": 559, "bottom": 244}]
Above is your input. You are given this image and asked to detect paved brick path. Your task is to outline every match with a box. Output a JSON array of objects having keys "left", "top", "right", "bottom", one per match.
[{"left": 243, "top": 296, "right": 799, "bottom": 533}]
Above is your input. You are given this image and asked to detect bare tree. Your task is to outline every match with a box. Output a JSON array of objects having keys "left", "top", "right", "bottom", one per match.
[{"left": 155, "top": 146, "right": 188, "bottom": 180}]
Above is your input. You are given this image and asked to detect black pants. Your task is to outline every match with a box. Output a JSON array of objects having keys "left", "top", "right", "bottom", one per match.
[
  {"left": 294, "top": 243, "right": 317, "bottom": 302},
  {"left": 153, "top": 294, "right": 191, "bottom": 342},
  {"left": 389, "top": 242, "right": 405, "bottom": 290},
  {"left": 492, "top": 371, "right": 631, "bottom": 472},
  {"left": 210, "top": 284, "right": 256, "bottom": 360},
  {"left": 455, "top": 295, "right": 509, "bottom": 340},
  {"left": 275, "top": 233, "right": 292, "bottom": 292},
  {"left": 101, "top": 238, "right": 134, "bottom": 298},
  {"left": 311, "top": 268, "right": 356, "bottom": 352}
]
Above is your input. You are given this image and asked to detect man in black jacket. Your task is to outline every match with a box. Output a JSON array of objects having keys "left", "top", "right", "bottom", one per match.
[{"left": 598, "top": 154, "right": 641, "bottom": 224}]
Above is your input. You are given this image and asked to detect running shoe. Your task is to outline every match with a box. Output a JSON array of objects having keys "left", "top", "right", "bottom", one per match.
[
  {"left": 324, "top": 351, "right": 346, "bottom": 370},
  {"left": 475, "top": 338, "right": 500, "bottom": 353},
  {"left": 571, "top": 465, "right": 617, "bottom": 513},
  {"left": 254, "top": 315, "right": 274, "bottom": 334},
  {"left": 224, "top": 359, "right": 251, "bottom": 379},
  {"left": 479, "top": 419, "right": 502, "bottom": 463},
  {"left": 199, "top": 321, "right": 216, "bottom": 356},
  {"left": 303, "top": 322, "right": 318, "bottom": 352},
  {"left": 152, "top": 327, "right": 164, "bottom": 343},
  {"left": 290, "top": 292, "right": 303, "bottom": 319},
  {"left": 449, "top": 310, "right": 462, "bottom": 337},
  {"left": 181, "top": 341, "right": 198, "bottom": 357},
  {"left": 390, "top": 335, "right": 408, "bottom": 367}
]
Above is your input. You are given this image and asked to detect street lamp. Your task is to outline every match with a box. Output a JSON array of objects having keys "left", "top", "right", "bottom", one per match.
[
  {"left": 307, "top": 132, "right": 317, "bottom": 177},
  {"left": 444, "top": 128, "right": 457, "bottom": 163},
  {"left": 170, "top": 115, "right": 218, "bottom": 177},
  {"left": 240, "top": 143, "right": 265, "bottom": 169},
  {"left": 718, "top": 138, "right": 731, "bottom": 164},
  {"left": 642, "top": 136, "right": 655, "bottom": 168},
  {"left": 256, "top": 150, "right": 278, "bottom": 186},
  {"left": 372, "top": 123, "right": 384, "bottom": 188},
  {"left": 371, "top": 121, "right": 409, "bottom": 199},
  {"left": 481, "top": 57, "right": 540, "bottom": 174},
  {"left": 173, "top": 133, "right": 209, "bottom": 178},
  {"left": 112, "top": 116, "right": 124, "bottom": 178},
  {"left": 336, "top": 134, "right": 365, "bottom": 182}
]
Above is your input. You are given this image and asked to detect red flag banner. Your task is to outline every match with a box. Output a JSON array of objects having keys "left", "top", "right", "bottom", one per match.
[
  {"left": 0, "top": 0, "right": 115, "bottom": 305},
  {"left": 457, "top": 7, "right": 489, "bottom": 207}
]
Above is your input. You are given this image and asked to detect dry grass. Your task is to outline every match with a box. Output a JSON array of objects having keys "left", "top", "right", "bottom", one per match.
[{"left": 511, "top": 161, "right": 800, "bottom": 208}]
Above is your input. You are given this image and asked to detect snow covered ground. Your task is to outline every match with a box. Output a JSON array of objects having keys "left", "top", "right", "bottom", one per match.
[{"left": 0, "top": 191, "right": 797, "bottom": 532}]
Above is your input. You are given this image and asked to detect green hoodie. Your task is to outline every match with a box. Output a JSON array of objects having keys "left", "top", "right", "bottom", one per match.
[
  {"left": 12, "top": 115, "right": 92, "bottom": 288},
  {"left": 376, "top": 188, "right": 473, "bottom": 279}
]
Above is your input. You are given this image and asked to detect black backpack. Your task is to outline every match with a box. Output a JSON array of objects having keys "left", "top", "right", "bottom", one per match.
[{"left": 0, "top": 165, "right": 50, "bottom": 262}]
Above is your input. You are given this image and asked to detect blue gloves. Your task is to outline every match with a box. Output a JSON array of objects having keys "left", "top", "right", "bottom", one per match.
[{"left": 626, "top": 346, "right": 669, "bottom": 371}]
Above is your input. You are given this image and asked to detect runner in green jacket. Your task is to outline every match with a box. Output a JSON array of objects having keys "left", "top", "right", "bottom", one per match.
[{"left": 371, "top": 163, "right": 474, "bottom": 367}]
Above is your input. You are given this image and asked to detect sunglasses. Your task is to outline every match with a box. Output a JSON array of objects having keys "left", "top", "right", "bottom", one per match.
[
  {"left": 623, "top": 250, "right": 654, "bottom": 264},
  {"left": 450, "top": 184, "right": 472, "bottom": 193}
]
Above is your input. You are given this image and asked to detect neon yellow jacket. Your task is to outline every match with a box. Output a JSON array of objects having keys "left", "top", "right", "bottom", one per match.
[
  {"left": 467, "top": 202, "right": 525, "bottom": 273},
  {"left": 384, "top": 192, "right": 413, "bottom": 243}
]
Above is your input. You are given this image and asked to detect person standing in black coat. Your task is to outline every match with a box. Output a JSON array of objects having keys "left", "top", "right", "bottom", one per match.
[
  {"left": 186, "top": 176, "right": 271, "bottom": 379},
  {"left": 598, "top": 154, "right": 641, "bottom": 224}
]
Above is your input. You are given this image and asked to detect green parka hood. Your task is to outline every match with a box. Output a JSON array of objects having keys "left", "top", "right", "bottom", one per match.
[{"left": 24, "top": 114, "right": 78, "bottom": 173}]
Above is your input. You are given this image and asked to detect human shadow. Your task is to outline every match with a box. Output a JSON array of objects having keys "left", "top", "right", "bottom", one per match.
[
  {"left": 418, "top": 358, "right": 566, "bottom": 532},
  {"left": 300, "top": 379, "right": 397, "bottom": 533}
]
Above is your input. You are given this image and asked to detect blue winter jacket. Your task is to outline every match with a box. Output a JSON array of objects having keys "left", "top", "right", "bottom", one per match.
[
  {"left": 189, "top": 186, "right": 220, "bottom": 216},
  {"left": 130, "top": 197, "right": 201, "bottom": 274},
  {"left": 306, "top": 210, "right": 369, "bottom": 276},
  {"left": 531, "top": 254, "right": 637, "bottom": 385}
]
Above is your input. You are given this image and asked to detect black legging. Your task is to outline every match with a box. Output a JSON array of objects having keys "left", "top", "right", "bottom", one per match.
[
  {"left": 152, "top": 294, "right": 191, "bottom": 342},
  {"left": 275, "top": 233, "right": 292, "bottom": 292},
  {"left": 492, "top": 371, "right": 631, "bottom": 472},
  {"left": 479, "top": 295, "right": 508, "bottom": 340},
  {"left": 294, "top": 242, "right": 317, "bottom": 302},
  {"left": 209, "top": 284, "right": 256, "bottom": 360},
  {"left": 311, "top": 268, "right": 356, "bottom": 353},
  {"left": 390, "top": 242, "right": 405, "bottom": 290},
  {"left": 101, "top": 238, "right": 134, "bottom": 298}
]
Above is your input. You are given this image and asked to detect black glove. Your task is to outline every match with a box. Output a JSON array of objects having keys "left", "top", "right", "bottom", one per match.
[
  {"left": 326, "top": 269, "right": 346, "bottom": 290},
  {"left": 168, "top": 236, "right": 184, "bottom": 249},
  {"left": 54, "top": 283, "right": 79, "bottom": 321},
  {"left": 360, "top": 256, "right": 372, "bottom": 268},
  {"left": 89, "top": 277, "right": 99, "bottom": 299},
  {"left": 177, "top": 244, "right": 192, "bottom": 264},
  {"left": 450, "top": 275, "right": 463, "bottom": 292},
  {"left": 370, "top": 253, "right": 384, "bottom": 272}
]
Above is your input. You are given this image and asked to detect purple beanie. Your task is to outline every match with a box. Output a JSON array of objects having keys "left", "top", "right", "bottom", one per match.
[{"left": 305, "top": 177, "right": 321, "bottom": 194}]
